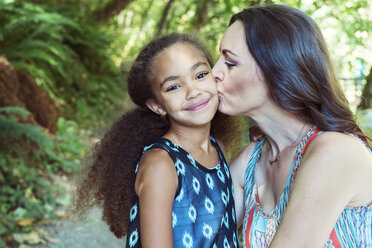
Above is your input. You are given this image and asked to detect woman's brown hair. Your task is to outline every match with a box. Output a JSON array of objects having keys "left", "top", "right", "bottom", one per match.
[{"left": 230, "top": 4, "right": 370, "bottom": 148}]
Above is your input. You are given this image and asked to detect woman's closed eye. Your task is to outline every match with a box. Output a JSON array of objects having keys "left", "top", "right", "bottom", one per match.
[{"left": 224, "top": 60, "right": 237, "bottom": 68}]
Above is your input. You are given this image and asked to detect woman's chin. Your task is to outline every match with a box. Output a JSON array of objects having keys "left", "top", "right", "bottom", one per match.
[
  {"left": 217, "top": 103, "right": 233, "bottom": 115},
  {"left": 218, "top": 104, "right": 244, "bottom": 116}
]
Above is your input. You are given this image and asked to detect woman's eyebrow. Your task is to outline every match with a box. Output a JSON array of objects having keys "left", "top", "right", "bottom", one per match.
[{"left": 221, "top": 49, "right": 238, "bottom": 57}]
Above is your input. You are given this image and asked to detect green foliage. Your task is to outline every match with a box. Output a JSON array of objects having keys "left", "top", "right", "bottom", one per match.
[
  {"left": 0, "top": 1, "right": 124, "bottom": 127},
  {"left": 0, "top": 107, "right": 85, "bottom": 245},
  {"left": 0, "top": 155, "right": 60, "bottom": 239},
  {"left": 0, "top": 107, "right": 54, "bottom": 150},
  {"left": 0, "top": 0, "right": 370, "bottom": 246},
  {"left": 357, "top": 108, "right": 372, "bottom": 137},
  {"left": 49, "top": 118, "right": 88, "bottom": 174},
  {"left": 111, "top": 0, "right": 371, "bottom": 94}
]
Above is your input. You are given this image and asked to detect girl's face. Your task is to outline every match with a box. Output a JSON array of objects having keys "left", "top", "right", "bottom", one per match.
[
  {"left": 211, "top": 21, "right": 269, "bottom": 116},
  {"left": 147, "top": 42, "right": 218, "bottom": 127}
]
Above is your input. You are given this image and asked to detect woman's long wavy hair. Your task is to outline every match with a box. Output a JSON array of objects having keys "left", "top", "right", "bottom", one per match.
[
  {"left": 69, "top": 33, "right": 245, "bottom": 238},
  {"left": 230, "top": 4, "right": 371, "bottom": 148}
]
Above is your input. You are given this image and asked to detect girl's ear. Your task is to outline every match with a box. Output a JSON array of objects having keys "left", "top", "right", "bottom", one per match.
[{"left": 146, "top": 99, "right": 167, "bottom": 116}]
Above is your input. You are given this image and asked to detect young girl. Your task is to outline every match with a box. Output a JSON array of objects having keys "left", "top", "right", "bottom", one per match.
[{"left": 71, "top": 33, "right": 244, "bottom": 247}]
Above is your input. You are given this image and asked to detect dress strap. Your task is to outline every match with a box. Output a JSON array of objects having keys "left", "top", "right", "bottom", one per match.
[
  {"left": 209, "top": 136, "right": 227, "bottom": 164},
  {"left": 301, "top": 126, "right": 323, "bottom": 156},
  {"left": 244, "top": 139, "right": 265, "bottom": 183},
  {"left": 243, "top": 139, "right": 265, "bottom": 211},
  {"left": 134, "top": 138, "right": 180, "bottom": 173}
]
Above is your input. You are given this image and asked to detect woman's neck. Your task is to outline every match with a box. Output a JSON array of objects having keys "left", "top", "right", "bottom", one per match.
[{"left": 248, "top": 105, "right": 312, "bottom": 157}]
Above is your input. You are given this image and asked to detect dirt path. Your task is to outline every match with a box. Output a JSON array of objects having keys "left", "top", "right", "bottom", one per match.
[
  {"left": 27, "top": 174, "right": 126, "bottom": 248},
  {"left": 31, "top": 207, "right": 125, "bottom": 248}
]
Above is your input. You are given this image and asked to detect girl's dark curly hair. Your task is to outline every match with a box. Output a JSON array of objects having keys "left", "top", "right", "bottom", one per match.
[{"left": 70, "top": 33, "right": 246, "bottom": 238}]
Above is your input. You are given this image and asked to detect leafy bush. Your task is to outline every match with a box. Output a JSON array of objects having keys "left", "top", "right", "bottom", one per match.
[
  {"left": 0, "top": 107, "right": 85, "bottom": 246},
  {"left": 357, "top": 108, "right": 372, "bottom": 137},
  {"left": 0, "top": 1, "right": 125, "bottom": 127}
]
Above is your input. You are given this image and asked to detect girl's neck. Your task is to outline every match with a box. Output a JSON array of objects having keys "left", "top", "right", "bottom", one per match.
[{"left": 163, "top": 122, "right": 212, "bottom": 152}]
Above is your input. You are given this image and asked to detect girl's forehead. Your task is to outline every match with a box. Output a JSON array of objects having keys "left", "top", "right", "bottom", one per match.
[
  {"left": 157, "top": 42, "right": 204, "bottom": 60},
  {"left": 152, "top": 43, "right": 207, "bottom": 70},
  {"left": 150, "top": 42, "right": 208, "bottom": 85}
]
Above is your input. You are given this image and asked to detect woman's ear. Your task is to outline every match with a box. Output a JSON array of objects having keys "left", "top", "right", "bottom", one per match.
[{"left": 146, "top": 99, "right": 167, "bottom": 116}]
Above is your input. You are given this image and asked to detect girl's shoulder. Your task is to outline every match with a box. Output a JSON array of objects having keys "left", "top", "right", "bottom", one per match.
[
  {"left": 138, "top": 148, "right": 176, "bottom": 176},
  {"left": 135, "top": 148, "right": 178, "bottom": 195}
]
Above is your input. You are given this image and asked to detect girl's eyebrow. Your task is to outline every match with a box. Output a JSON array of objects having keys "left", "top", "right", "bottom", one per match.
[
  {"left": 191, "top": 61, "right": 207, "bottom": 71},
  {"left": 160, "top": 75, "right": 179, "bottom": 87},
  {"left": 160, "top": 61, "right": 207, "bottom": 87}
]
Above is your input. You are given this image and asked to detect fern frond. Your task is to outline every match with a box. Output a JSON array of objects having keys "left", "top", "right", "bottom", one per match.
[
  {"left": 0, "top": 107, "right": 31, "bottom": 118},
  {"left": 0, "top": 115, "right": 54, "bottom": 149}
]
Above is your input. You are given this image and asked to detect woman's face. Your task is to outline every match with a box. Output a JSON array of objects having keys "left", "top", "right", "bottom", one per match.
[{"left": 212, "top": 21, "right": 269, "bottom": 116}]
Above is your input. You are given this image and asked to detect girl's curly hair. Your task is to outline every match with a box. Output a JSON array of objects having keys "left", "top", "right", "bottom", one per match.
[{"left": 69, "top": 33, "right": 246, "bottom": 238}]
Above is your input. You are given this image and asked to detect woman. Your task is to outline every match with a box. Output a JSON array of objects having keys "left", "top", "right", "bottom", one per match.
[{"left": 212, "top": 4, "right": 372, "bottom": 248}]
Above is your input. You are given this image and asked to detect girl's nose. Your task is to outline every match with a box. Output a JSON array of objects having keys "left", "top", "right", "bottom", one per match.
[{"left": 186, "top": 84, "right": 202, "bottom": 100}]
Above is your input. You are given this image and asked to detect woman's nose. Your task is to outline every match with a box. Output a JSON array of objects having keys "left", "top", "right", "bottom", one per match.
[{"left": 211, "top": 61, "right": 224, "bottom": 83}]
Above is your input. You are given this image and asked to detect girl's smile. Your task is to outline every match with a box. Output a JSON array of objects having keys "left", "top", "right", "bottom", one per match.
[
  {"left": 184, "top": 98, "right": 210, "bottom": 111},
  {"left": 148, "top": 42, "right": 219, "bottom": 127}
]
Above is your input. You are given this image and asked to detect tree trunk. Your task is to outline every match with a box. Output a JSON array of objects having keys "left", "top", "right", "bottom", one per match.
[
  {"left": 0, "top": 57, "right": 61, "bottom": 133},
  {"left": 93, "top": 0, "right": 135, "bottom": 23},
  {"left": 358, "top": 67, "right": 372, "bottom": 110},
  {"left": 156, "top": 0, "right": 175, "bottom": 36},
  {"left": 191, "top": 0, "right": 216, "bottom": 31}
]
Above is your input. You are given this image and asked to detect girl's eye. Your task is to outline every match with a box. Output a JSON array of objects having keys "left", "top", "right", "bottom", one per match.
[
  {"left": 224, "top": 60, "right": 236, "bottom": 68},
  {"left": 165, "top": 85, "right": 180, "bottom": 92},
  {"left": 196, "top": 72, "right": 209, "bottom": 80}
]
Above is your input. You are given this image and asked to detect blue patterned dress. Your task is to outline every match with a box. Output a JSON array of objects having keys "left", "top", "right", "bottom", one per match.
[{"left": 126, "top": 137, "right": 238, "bottom": 248}]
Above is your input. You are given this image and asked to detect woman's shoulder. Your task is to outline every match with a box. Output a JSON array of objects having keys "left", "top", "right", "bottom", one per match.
[
  {"left": 300, "top": 131, "right": 372, "bottom": 206},
  {"left": 306, "top": 131, "right": 370, "bottom": 159}
]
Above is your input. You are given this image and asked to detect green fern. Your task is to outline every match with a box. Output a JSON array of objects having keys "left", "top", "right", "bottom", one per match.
[
  {"left": 0, "top": 106, "right": 31, "bottom": 118},
  {"left": 0, "top": 1, "right": 124, "bottom": 127},
  {"left": 0, "top": 107, "right": 54, "bottom": 149}
]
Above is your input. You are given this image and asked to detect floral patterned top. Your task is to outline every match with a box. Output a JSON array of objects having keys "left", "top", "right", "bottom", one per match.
[
  {"left": 126, "top": 136, "right": 238, "bottom": 248},
  {"left": 243, "top": 126, "right": 372, "bottom": 248}
]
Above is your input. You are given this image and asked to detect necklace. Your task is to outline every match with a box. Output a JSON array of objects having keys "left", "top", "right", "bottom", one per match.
[{"left": 268, "top": 122, "right": 307, "bottom": 166}]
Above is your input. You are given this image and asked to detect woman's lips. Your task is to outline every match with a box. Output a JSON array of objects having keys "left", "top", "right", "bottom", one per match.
[{"left": 185, "top": 99, "right": 209, "bottom": 111}]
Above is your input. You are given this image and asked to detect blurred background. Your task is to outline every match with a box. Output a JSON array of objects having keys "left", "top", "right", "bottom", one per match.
[{"left": 0, "top": 0, "right": 371, "bottom": 247}]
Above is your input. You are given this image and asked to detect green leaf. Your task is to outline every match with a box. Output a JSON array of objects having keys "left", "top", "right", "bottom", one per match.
[{"left": 0, "top": 106, "right": 30, "bottom": 117}]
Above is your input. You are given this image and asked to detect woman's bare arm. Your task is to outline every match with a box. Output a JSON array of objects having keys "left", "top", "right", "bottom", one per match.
[{"left": 270, "top": 132, "right": 372, "bottom": 248}]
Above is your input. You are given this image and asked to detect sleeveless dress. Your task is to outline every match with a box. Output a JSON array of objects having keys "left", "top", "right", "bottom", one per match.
[
  {"left": 126, "top": 136, "right": 239, "bottom": 248},
  {"left": 242, "top": 126, "right": 372, "bottom": 248}
]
